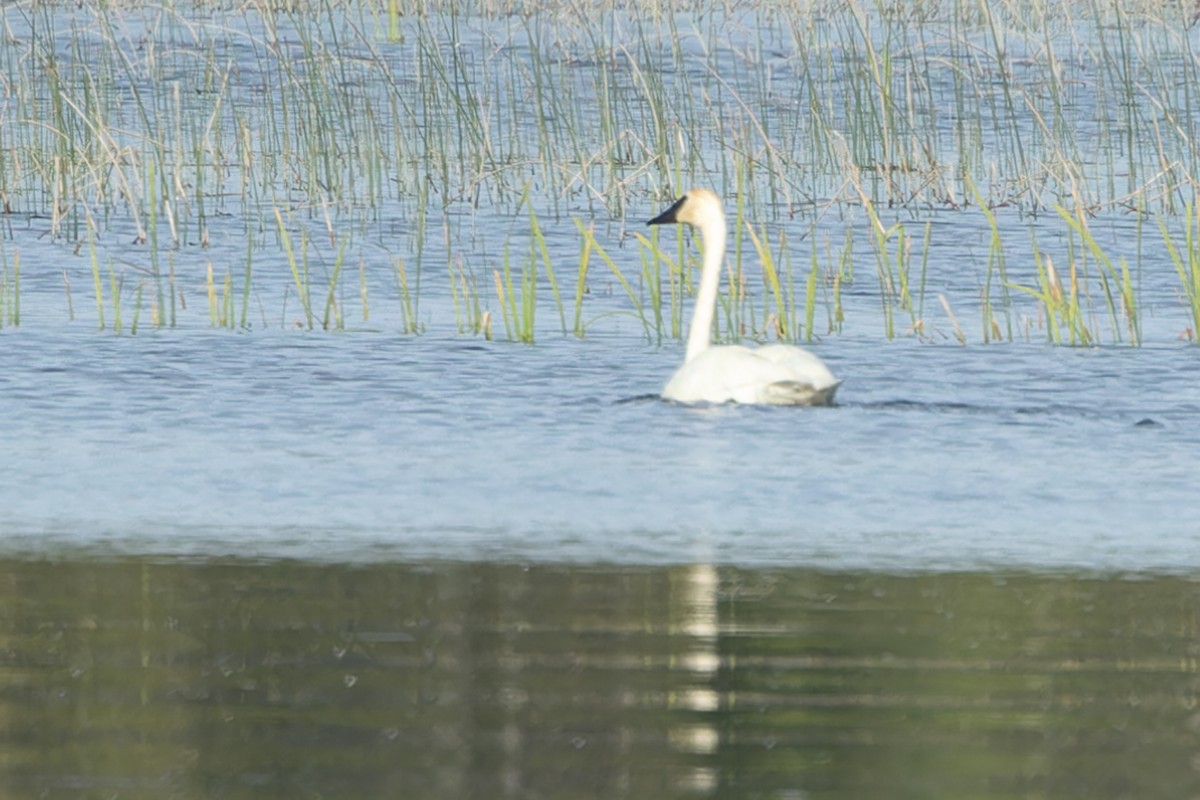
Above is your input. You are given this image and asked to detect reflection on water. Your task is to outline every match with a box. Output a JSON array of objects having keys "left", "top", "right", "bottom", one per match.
[{"left": 1, "top": 557, "right": 1197, "bottom": 799}]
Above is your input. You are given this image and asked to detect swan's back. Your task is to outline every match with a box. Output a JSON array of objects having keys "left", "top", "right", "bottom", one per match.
[{"left": 662, "top": 344, "right": 840, "bottom": 406}]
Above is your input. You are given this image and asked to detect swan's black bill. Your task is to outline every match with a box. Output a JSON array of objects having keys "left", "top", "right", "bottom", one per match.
[{"left": 647, "top": 195, "right": 686, "bottom": 226}]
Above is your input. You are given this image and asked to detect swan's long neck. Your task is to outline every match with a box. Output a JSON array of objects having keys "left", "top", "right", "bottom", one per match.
[{"left": 685, "top": 211, "right": 727, "bottom": 362}]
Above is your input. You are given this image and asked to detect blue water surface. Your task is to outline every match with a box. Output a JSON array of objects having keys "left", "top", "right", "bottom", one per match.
[{"left": 2, "top": 327, "right": 1196, "bottom": 571}]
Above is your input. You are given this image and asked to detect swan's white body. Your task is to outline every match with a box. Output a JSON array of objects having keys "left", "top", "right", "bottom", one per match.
[{"left": 648, "top": 189, "right": 840, "bottom": 406}]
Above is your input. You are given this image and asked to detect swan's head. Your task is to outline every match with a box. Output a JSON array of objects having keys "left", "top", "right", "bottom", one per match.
[{"left": 647, "top": 188, "right": 724, "bottom": 229}]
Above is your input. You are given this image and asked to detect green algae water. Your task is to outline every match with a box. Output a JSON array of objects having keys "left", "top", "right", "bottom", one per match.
[{"left": 1, "top": 558, "right": 1197, "bottom": 800}]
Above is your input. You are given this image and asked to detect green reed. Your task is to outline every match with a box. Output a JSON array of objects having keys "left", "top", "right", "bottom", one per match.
[
  {"left": 743, "top": 222, "right": 791, "bottom": 340},
  {"left": 236, "top": 238, "right": 253, "bottom": 330},
  {"left": 206, "top": 264, "right": 237, "bottom": 330},
  {"left": 638, "top": 223, "right": 692, "bottom": 343},
  {"left": 358, "top": 257, "right": 370, "bottom": 324},
  {"left": 494, "top": 243, "right": 535, "bottom": 344},
  {"left": 108, "top": 261, "right": 122, "bottom": 335},
  {"left": 572, "top": 227, "right": 592, "bottom": 338},
  {"left": 274, "top": 208, "right": 313, "bottom": 330},
  {"left": 978, "top": 0, "right": 1031, "bottom": 200},
  {"left": 1056, "top": 204, "right": 1139, "bottom": 346},
  {"left": 321, "top": 237, "right": 350, "bottom": 332},
  {"left": 861, "top": 198, "right": 917, "bottom": 340},
  {"left": 642, "top": 231, "right": 667, "bottom": 343},
  {"left": 394, "top": 258, "right": 423, "bottom": 335},
  {"left": 582, "top": 219, "right": 652, "bottom": 342},
  {"left": 146, "top": 157, "right": 166, "bottom": 328},
  {"left": 449, "top": 256, "right": 488, "bottom": 337},
  {"left": 0, "top": 247, "right": 18, "bottom": 328},
  {"left": 970, "top": 178, "right": 1013, "bottom": 343},
  {"left": 939, "top": 294, "right": 967, "bottom": 345},
  {"left": 1158, "top": 203, "right": 1200, "bottom": 342},
  {"left": 130, "top": 282, "right": 144, "bottom": 335},
  {"left": 1012, "top": 242, "right": 1092, "bottom": 347},
  {"left": 828, "top": 230, "right": 853, "bottom": 336},
  {"left": 523, "top": 194, "right": 566, "bottom": 335},
  {"left": 803, "top": 248, "right": 819, "bottom": 343},
  {"left": 5, "top": 1, "right": 1200, "bottom": 343}
]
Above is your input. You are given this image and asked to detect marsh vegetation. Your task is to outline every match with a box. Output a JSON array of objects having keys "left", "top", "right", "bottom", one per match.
[{"left": 3, "top": 0, "right": 1200, "bottom": 345}]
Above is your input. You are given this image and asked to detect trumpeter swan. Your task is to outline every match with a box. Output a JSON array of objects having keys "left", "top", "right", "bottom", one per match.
[{"left": 648, "top": 188, "right": 841, "bottom": 406}]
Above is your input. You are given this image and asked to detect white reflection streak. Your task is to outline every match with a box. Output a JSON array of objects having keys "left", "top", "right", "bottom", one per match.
[{"left": 671, "top": 562, "right": 720, "bottom": 794}]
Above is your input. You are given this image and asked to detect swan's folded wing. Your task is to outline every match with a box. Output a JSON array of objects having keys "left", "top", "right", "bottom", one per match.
[
  {"left": 755, "top": 344, "right": 838, "bottom": 382},
  {"left": 763, "top": 379, "right": 841, "bottom": 406}
]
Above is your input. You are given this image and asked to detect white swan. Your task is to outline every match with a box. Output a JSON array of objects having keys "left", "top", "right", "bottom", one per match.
[{"left": 648, "top": 188, "right": 841, "bottom": 406}]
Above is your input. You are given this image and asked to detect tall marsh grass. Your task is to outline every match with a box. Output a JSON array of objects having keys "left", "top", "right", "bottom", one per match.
[
  {"left": 1158, "top": 205, "right": 1200, "bottom": 341},
  {"left": 2, "top": 1, "right": 1200, "bottom": 344},
  {"left": 0, "top": 247, "right": 19, "bottom": 328}
]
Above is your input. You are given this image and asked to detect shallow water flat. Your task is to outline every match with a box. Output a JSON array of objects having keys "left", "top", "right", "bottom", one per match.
[
  {"left": 0, "top": 558, "right": 1196, "bottom": 800},
  {"left": 1, "top": 329, "right": 1197, "bottom": 570}
]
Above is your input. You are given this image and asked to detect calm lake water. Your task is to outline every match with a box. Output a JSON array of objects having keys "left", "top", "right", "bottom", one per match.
[
  {"left": 3, "top": 1, "right": 1200, "bottom": 797},
  {"left": 2, "top": 325, "right": 1197, "bottom": 570}
]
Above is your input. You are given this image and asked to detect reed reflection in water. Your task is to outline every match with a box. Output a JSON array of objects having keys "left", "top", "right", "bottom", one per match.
[{"left": 0, "top": 557, "right": 1196, "bottom": 799}]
